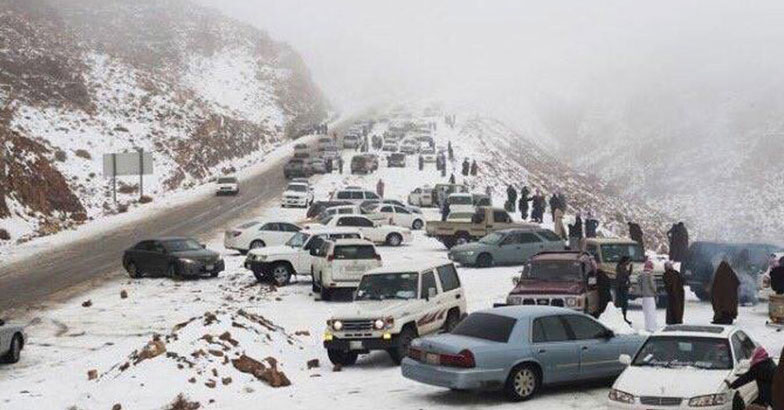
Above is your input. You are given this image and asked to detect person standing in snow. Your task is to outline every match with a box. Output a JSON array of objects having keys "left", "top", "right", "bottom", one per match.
[
  {"left": 711, "top": 260, "right": 740, "bottom": 325},
  {"left": 518, "top": 186, "right": 530, "bottom": 220},
  {"left": 773, "top": 345, "right": 784, "bottom": 410},
  {"left": 506, "top": 185, "right": 518, "bottom": 213},
  {"left": 568, "top": 214, "right": 583, "bottom": 250},
  {"left": 616, "top": 256, "right": 633, "bottom": 325},
  {"left": 663, "top": 261, "right": 685, "bottom": 325},
  {"left": 553, "top": 208, "right": 566, "bottom": 239},
  {"left": 728, "top": 347, "right": 776, "bottom": 408},
  {"left": 418, "top": 155, "right": 424, "bottom": 171},
  {"left": 449, "top": 173, "right": 456, "bottom": 184},
  {"left": 461, "top": 158, "right": 470, "bottom": 176},
  {"left": 549, "top": 194, "right": 559, "bottom": 220},
  {"left": 596, "top": 266, "right": 613, "bottom": 318},
  {"left": 531, "top": 191, "right": 545, "bottom": 223},
  {"left": 376, "top": 179, "right": 385, "bottom": 198},
  {"left": 770, "top": 256, "right": 784, "bottom": 295},
  {"left": 470, "top": 160, "right": 478, "bottom": 176},
  {"left": 338, "top": 157, "right": 344, "bottom": 174},
  {"left": 640, "top": 259, "right": 658, "bottom": 332},
  {"left": 485, "top": 185, "right": 493, "bottom": 198},
  {"left": 447, "top": 141, "right": 454, "bottom": 161},
  {"left": 441, "top": 200, "right": 450, "bottom": 222},
  {"left": 585, "top": 212, "right": 599, "bottom": 238},
  {"left": 628, "top": 222, "right": 644, "bottom": 250}
]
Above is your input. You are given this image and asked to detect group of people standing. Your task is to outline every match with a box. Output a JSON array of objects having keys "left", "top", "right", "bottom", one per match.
[{"left": 461, "top": 158, "right": 478, "bottom": 177}]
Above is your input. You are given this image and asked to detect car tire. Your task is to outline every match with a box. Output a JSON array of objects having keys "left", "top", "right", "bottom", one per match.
[
  {"left": 3, "top": 334, "right": 22, "bottom": 364},
  {"left": 127, "top": 262, "right": 142, "bottom": 279},
  {"left": 387, "top": 326, "right": 416, "bottom": 365},
  {"left": 249, "top": 240, "right": 266, "bottom": 250},
  {"left": 386, "top": 233, "right": 403, "bottom": 247},
  {"left": 412, "top": 219, "right": 424, "bottom": 230},
  {"left": 504, "top": 364, "right": 540, "bottom": 402},
  {"left": 442, "top": 310, "right": 460, "bottom": 333},
  {"left": 477, "top": 253, "right": 493, "bottom": 268},
  {"left": 271, "top": 263, "right": 292, "bottom": 287},
  {"left": 327, "top": 349, "right": 358, "bottom": 366}
]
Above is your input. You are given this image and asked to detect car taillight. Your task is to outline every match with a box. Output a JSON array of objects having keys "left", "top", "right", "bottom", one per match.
[
  {"left": 408, "top": 347, "right": 422, "bottom": 361},
  {"left": 440, "top": 350, "right": 476, "bottom": 368},
  {"left": 231, "top": 231, "right": 242, "bottom": 237},
  {"left": 373, "top": 254, "right": 381, "bottom": 261}
]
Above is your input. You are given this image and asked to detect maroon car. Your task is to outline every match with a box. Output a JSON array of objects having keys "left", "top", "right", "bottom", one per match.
[{"left": 504, "top": 251, "right": 600, "bottom": 316}]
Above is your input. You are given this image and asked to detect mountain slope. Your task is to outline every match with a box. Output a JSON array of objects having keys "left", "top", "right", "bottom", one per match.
[{"left": 0, "top": 0, "right": 327, "bottom": 243}]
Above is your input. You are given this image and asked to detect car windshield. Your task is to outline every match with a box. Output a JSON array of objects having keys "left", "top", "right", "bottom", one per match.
[
  {"left": 287, "top": 184, "right": 307, "bottom": 192},
  {"left": 355, "top": 272, "right": 418, "bottom": 301},
  {"left": 448, "top": 196, "right": 473, "bottom": 205},
  {"left": 633, "top": 336, "right": 732, "bottom": 370},
  {"left": 217, "top": 177, "right": 236, "bottom": 184},
  {"left": 601, "top": 244, "right": 646, "bottom": 263},
  {"left": 452, "top": 312, "right": 517, "bottom": 342},
  {"left": 522, "top": 261, "right": 583, "bottom": 282},
  {"left": 479, "top": 232, "right": 505, "bottom": 245},
  {"left": 162, "top": 239, "right": 203, "bottom": 252},
  {"left": 286, "top": 232, "right": 311, "bottom": 248}
]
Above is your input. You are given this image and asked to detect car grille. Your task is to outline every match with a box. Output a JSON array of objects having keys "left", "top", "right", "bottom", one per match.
[
  {"left": 341, "top": 320, "right": 374, "bottom": 331},
  {"left": 522, "top": 298, "right": 564, "bottom": 307},
  {"left": 639, "top": 397, "right": 683, "bottom": 406}
]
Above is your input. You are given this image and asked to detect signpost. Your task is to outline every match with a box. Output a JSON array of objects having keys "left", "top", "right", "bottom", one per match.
[{"left": 103, "top": 150, "right": 153, "bottom": 206}]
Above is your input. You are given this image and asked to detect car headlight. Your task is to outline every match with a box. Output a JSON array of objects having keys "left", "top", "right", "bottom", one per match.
[
  {"left": 179, "top": 258, "right": 197, "bottom": 265},
  {"left": 255, "top": 254, "right": 267, "bottom": 261},
  {"left": 374, "top": 319, "right": 385, "bottom": 330},
  {"left": 461, "top": 251, "right": 475, "bottom": 256},
  {"left": 565, "top": 297, "right": 578, "bottom": 307},
  {"left": 332, "top": 320, "right": 343, "bottom": 331},
  {"left": 688, "top": 393, "right": 728, "bottom": 407},
  {"left": 608, "top": 389, "right": 635, "bottom": 404}
]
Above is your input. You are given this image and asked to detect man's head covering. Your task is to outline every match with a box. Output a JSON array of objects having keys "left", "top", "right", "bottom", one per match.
[
  {"left": 644, "top": 259, "right": 654, "bottom": 272},
  {"left": 751, "top": 346, "right": 769, "bottom": 367}
]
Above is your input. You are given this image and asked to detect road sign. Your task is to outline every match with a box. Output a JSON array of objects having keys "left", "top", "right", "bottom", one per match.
[{"left": 103, "top": 150, "right": 154, "bottom": 205}]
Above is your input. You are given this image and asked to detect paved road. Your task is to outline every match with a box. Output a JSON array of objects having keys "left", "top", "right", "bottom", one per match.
[{"left": 0, "top": 129, "right": 352, "bottom": 311}]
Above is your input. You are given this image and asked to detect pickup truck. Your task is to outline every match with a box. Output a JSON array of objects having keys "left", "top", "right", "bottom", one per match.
[{"left": 425, "top": 207, "right": 534, "bottom": 249}]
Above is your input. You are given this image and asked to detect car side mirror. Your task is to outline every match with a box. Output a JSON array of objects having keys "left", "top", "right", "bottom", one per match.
[
  {"left": 736, "top": 359, "right": 751, "bottom": 374},
  {"left": 619, "top": 354, "right": 632, "bottom": 366}
]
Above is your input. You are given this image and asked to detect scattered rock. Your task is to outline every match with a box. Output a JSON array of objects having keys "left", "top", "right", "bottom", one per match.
[
  {"left": 222, "top": 377, "right": 232, "bottom": 386},
  {"left": 218, "top": 331, "right": 239, "bottom": 347},
  {"left": 306, "top": 359, "right": 319, "bottom": 369},
  {"left": 87, "top": 369, "right": 98, "bottom": 380},
  {"left": 231, "top": 355, "right": 291, "bottom": 388},
  {"left": 74, "top": 149, "right": 92, "bottom": 160},
  {"left": 81, "top": 300, "right": 92, "bottom": 307},
  {"left": 120, "top": 290, "right": 128, "bottom": 299},
  {"left": 111, "top": 404, "right": 121, "bottom": 410},
  {"left": 188, "top": 378, "right": 196, "bottom": 384},
  {"left": 295, "top": 330, "right": 310, "bottom": 336},
  {"left": 133, "top": 339, "right": 166, "bottom": 365},
  {"left": 139, "top": 195, "right": 153, "bottom": 204},
  {"left": 333, "top": 364, "right": 342, "bottom": 372},
  {"left": 204, "top": 380, "right": 216, "bottom": 389},
  {"left": 0, "top": 229, "right": 9, "bottom": 241},
  {"left": 208, "top": 349, "right": 224, "bottom": 358},
  {"left": 119, "top": 362, "right": 130, "bottom": 372},
  {"left": 164, "top": 394, "right": 201, "bottom": 410}
]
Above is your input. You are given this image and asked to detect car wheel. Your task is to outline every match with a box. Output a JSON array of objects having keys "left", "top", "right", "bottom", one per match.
[
  {"left": 476, "top": 253, "right": 493, "bottom": 268},
  {"left": 442, "top": 310, "right": 460, "bottom": 333},
  {"left": 249, "top": 240, "right": 266, "bottom": 250},
  {"left": 504, "top": 364, "right": 540, "bottom": 402},
  {"left": 388, "top": 326, "right": 416, "bottom": 365},
  {"left": 271, "top": 263, "right": 292, "bottom": 286},
  {"left": 386, "top": 233, "right": 403, "bottom": 247},
  {"left": 3, "top": 334, "right": 22, "bottom": 364},
  {"left": 327, "top": 349, "right": 358, "bottom": 366},
  {"left": 412, "top": 219, "right": 424, "bottom": 230},
  {"left": 127, "top": 262, "right": 142, "bottom": 279}
]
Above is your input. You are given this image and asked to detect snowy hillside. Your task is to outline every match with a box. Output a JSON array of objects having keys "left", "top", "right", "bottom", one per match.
[{"left": 0, "top": 0, "right": 327, "bottom": 243}]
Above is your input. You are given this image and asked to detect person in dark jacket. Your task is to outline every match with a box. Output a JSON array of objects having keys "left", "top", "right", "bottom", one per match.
[
  {"left": 728, "top": 347, "right": 776, "bottom": 408},
  {"left": 418, "top": 155, "right": 424, "bottom": 170},
  {"left": 338, "top": 157, "right": 344, "bottom": 174},
  {"left": 557, "top": 192, "right": 567, "bottom": 212},
  {"left": 585, "top": 212, "right": 599, "bottom": 238},
  {"left": 596, "top": 268, "right": 613, "bottom": 318},
  {"left": 773, "top": 345, "right": 784, "bottom": 410},
  {"left": 771, "top": 256, "right": 784, "bottom": 294},
  {"left": 518, "top": 186, "right": 531, "bottom": 220},
  {"left": 531, "top": 191, "right": 545, "bottom": 223},
  {"left": 470, "top": 160, "right": 478, "bottom": 176},
  {"left": 711, "top": 260, "right": 740, "bottom": 324},
  {"left": 448, "top": 173, "right": 456, "bottom": 184},
  {"left": 573, "top": 214, "right": 583, "bottom": 238},
  {"left": 628, "top": 222, "right": 644, "bottom": 249},
  {"left": 461, "top": 158, "right": 470, "bottom": 176},
  {"left": 441, "top": 200, "right": 450, "bottom": 222},
  {"left": 447, "top": 141, "right": 454, "bottom": 161},
  {"left": 549, "top": 194, "right": 559, "bottom": 220},
  {"left": 662, "top": 261, "right": 685, "bottom": 325},
  {"left": 616, "top": 256, "right": 633, "bottom": 325}
]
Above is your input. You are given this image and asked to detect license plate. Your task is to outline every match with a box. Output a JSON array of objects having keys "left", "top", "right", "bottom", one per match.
[
  {"left": 349, "top": 341, "right": 363, "bottom": 350},
  {"left": 425, "top": 353, "right": 440, "bottom": 365},
  {"left": 346, "top": 264, "right": 364, "bottom": 272},
  {"left": 206, "top": 265, "right": 214, "bottom": 271}
]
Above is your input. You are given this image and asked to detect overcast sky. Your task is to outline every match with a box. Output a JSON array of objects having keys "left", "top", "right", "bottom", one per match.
[{"left": 199, "top": 0, "right": 784, "bottom": 131}]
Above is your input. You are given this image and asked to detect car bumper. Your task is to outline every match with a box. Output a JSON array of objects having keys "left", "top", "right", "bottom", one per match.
[
  {"left": 447, "top": 252, "right": 477, "bottom": 265},
  {"left": 400, "top": 358, "right": 506, "bottom": 390},
  {"left": 282, "top": 197, "right": 308, "bottom": 207},
  {"left": 245, "top": 260, "right": 272, "bottom": 275},
  {"left": 324, "top": 335, "right": 400, "bottom": 351},
  {"left": 607, "top": 400, "right": 730, "bottom": 410},
  {"left": 216, "top": 187, "right": 238, "bottom": 194},
  {"left": 179, "top": 260, "right": 225, "bottom": 276}
]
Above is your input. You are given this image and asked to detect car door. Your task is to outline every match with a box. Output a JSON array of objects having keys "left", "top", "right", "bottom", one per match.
[
  {"left": 416, "top": 270, "right": 443, "bottom": 335},
  {"left": 493, "top": 233, "right": 521, "bottom": 264},
  {"left": 353, "top": 217, "right": 379, "bottom": 242},
  {"left": 378, "top": 205, "right": 395, "bottom": 224},
  {"left": 394, "top": 206, "right": 413, "bottom": 227},
  {"left": 149, "top": 241, "right": 169, "bottom": 275},
  {"left": 561, "top": 315, "right": 622, "bottom": 379},
  {"left": 730, "top": 331, "right": 759, "bottom": 404},
  {"left": 519, "top": 232, "right": 546, "bottom": 261},
  {"left": 436, "top": 263, "right": 465, "bottom": 314},
  {"left": 257, "top": 223, "right": 279, "bottom": 246},
  {"left": 130, "top": 241, "right": 153, "bottom": 272},
  {"left": 277, "top": 223, "right": 301, "bottom": 245},
  {"left": 300, "top": 235, "right": 325, "bottom": 274},
  {"left": 530, "top": 315, "right": 580, "bottom": 384}
]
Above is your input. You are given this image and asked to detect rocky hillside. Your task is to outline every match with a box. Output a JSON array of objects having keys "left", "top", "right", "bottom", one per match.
[{"left": 0, "top": 0, "right": 327, "bottom": 243}]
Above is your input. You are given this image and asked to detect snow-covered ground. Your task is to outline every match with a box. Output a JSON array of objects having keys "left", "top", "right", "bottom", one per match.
[{"left": 1, "top": 115, "right": 781, "bottom": 410}]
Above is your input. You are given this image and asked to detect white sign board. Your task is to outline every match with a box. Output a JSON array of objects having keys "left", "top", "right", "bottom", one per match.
[{"left": 103, "top": 152, "right": 153, "bottom": 177}]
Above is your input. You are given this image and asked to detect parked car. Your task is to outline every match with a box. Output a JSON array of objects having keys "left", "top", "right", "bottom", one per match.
[
  {"left": 311, "top": 239, "right": 383, "bottom": 300},
  {"left": 351, "top": 155, "right": 375, "bottom": 174},
  {"left": 609, "top": 324, "right": 760, "bottom": 409},
  {"left": 505, "top": 251, "right": 602, "bottom": 316},
  {"left": 681, "top": 241, "right": 780, "bottom": 302},
  {"left": 400, "top": 141, "right": 419, "bottom": 155},
  {"left": 324, "top": 261, "right": 466, "bottom": 365},
  {"left": 448, "top": 228, "right": 566, "bottom": 267},
  {"left": 307, "top": 157, "right": 327, "bottom": 174},
  {"left": 293, "top": 151, "right": 311, "bottom": 160},
  {"left": 281, "top": 182, "right": 314, "bottom": 208},
  {"left": 317, "top": 137, "right": 334, "bottom": 147},
  {"left": 365, "top": 203, "right": 426, "bottom": 230},
  {"left": 318, "top": 145, "right": 341, "bottom": 163},
  {"left": 224, "top": 220, "right": 302, "bottom": 253},
  {"left": 382, "top": 143, "right": 398, "bottom": 153},
  {"left": 401, "top": 306, "right": 645, "bottom": 401},
  {"left": 387, "top": 153, "right": 406, "bottom": 167},
  {"left": 584, "top": 238, "right": 668, "bottom": 304},
  {"left": 317, "top": 204, "right": 362, "bottom": 222},
  {"left": 433, "top": 183, "right": 470, "bottom": 207},
  {"left": 283, "top": 159, "right": 312, "bottom": 179},
  {"left": 318, "top": 215, "right": 412, "bottom": 246},
  {"left": 408, "top": 185, "right": 435, "bottom": 207},
  {"left": 332, "top": 188, "right": 381, "bottom": 204},
  {"left": 307, "top": 200, "right": 354, "bottom": 219},
  {"left": 244, "top": 227, "right": 362, "bottom": 285},
  {"left": 426, "top": 207, "right": 534, "bottom": 249},
  {"left": 215, "top": 176, "right": 239, "bottom": 196},
  {"left": 0, "top": 319, "right": 25, "bottom": 364},
  {"left": 293, "top": 142, "right": 310, "bottom": 154},
  {"left": 420, "top": 147, "right": 437, "bottom": 162},
  {"left": 123, "top": 237, "right": 225, "bottom": 279},
  {"left": 446, "top": 193, "right": 475, "bottom": 214},
  {"left": 360, "top": 199, "right": 420, "bottom": 214},
  {"left": 343, "top": 134, "right": 360, "bottom": 149}
]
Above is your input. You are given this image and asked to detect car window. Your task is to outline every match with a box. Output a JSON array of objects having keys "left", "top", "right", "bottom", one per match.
[
  {"left": 336, "top": 191, "right": 351, "bottom": 200},
  {"left": 493, "top": 210, "right": 511, "bottom": 223},
  {"left": 520, "top": 233, "right": 543, "bottom": 244},
  {"left": 260, "top": 223, "right": 278, "bottom": 231},
  {"left": 338, "top": 208, "right": 353, "bottom": 214},
  {"left": 333, "top": 245, "right": 378, "bottom": 260},
  {"left": 421, "top": 271, "right": 438, "bottom": 298},
  {"left": 452, "top": 313, "right": 517, "bottom": 343},
  {"left": 152, "top": 241, "right": 168, "bottom": 253},
  {"left": 413, "top": 188, "right": 421, "bottom": 194},
  {"left": 237, "top": 221, "right": 259, "bottom": 229},
  {"left": 500, "top": 233, "right": 519, "bottom": 246},
  {"left": 135, "top": 241, "right": 150, "bottom": 250},
  {"left": 536, "top": 230, "right": 562, "bottom": 242},
  {"left": 735, "top": 331, "right": 756, "bottom": 360},
  {"left": 395, "top": 206, "right": 410, "bottom": 214},
  {"left": 349, "top": 191, "right": 364, "bottom": 200},
  {"left": 562, "top": 315, "right": 608, "bottom": 340},
  {"left": 380, "top": 206, "right": 394, "bottom": 213},
  {"left": 280, "top": 223, "right": 300, "bottom": 232},
  {"left": 532, "top": 316, "right": 571, "bottom": 343},
  {"left": 304, "top": 236, "right": 324, "bottom": 251},
  {"left": 436, "top": 264, "right": 461, "bottom": 292},
  {"left": 355, "top": 217, "right": 374, "bottom": 227},
  {"left": 366, "top": 191, "right": 380, "bottom": 200}
]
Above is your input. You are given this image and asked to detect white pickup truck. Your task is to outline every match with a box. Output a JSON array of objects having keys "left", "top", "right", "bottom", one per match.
[
  {"left": 323, "top": 261, "right": 466, "bottom": 366},
  {"left": 244, "top": 227, "right": 362, "bottom": 286}
]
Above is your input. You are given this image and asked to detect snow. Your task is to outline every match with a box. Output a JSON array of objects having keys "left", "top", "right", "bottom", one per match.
[{"left": 1, "top": 113, "right": 781, "bottom": 410}]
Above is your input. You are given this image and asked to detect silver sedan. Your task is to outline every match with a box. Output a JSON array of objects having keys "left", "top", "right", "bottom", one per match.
[{"left": 401, "top": 306, "right": 646, "bottom": 401}]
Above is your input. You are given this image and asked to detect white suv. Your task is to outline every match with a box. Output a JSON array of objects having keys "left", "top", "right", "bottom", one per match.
[
  {"left": 319, "top": 215, "right": 412, "bottom": 246},
  {"left": 332, "top": 188, "right": 381, "bottom": 204},
  {"left": 224, "top": 221, "right": 301, "bottom": 254},
  {"left": 323, "top": 261, "right": 466, "bottom": 366},
  {"left": 311, "top": 239, "right": 383, "bottom": 300},
  {"left": 408, "top": 186, "right": 434, "bottom": 207},
  {"left": 244, "top": 227, "right": 362, "bottom": 286},
  {"left": 282, "top": 182, "right": 314, "bottom": 208},
  {"left": 365, "top": 204, "right": 425, "bottom": 230},
  {"left": 216, "top": 176, "right": 239, "bottom": 195}
]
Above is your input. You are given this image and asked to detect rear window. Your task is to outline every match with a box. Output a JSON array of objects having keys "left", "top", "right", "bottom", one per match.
[
  {"left": 218, "top": 177, "right": 237, "bottom": 183},
  {"left": 333, "top": 245, "right": 378, "bottom": 260},
  {"left": 336, "top": 191, "right": 351, "bottom": 199},
  {"left": 451, "top": 313, "right": 516, "bottom": 343}
]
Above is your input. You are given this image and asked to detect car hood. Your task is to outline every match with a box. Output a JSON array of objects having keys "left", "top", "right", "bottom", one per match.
[
  {"left": 450, "top": 242, "right": 486, "bottom": 253},
  {"left": 510, "top": 279, "right": 584, "bottom": 295},
  {"left": 248, "top": 245, "right": 299, "bottom": 258},
  {"left": 333, "top": 300, "right": 422, "bottom": 319},
  {"left": 170, "top": 249, "right": 219, "bottom": 260},
  {"left": 613, "top": 366, "right": 730, "bottom": 398}
]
